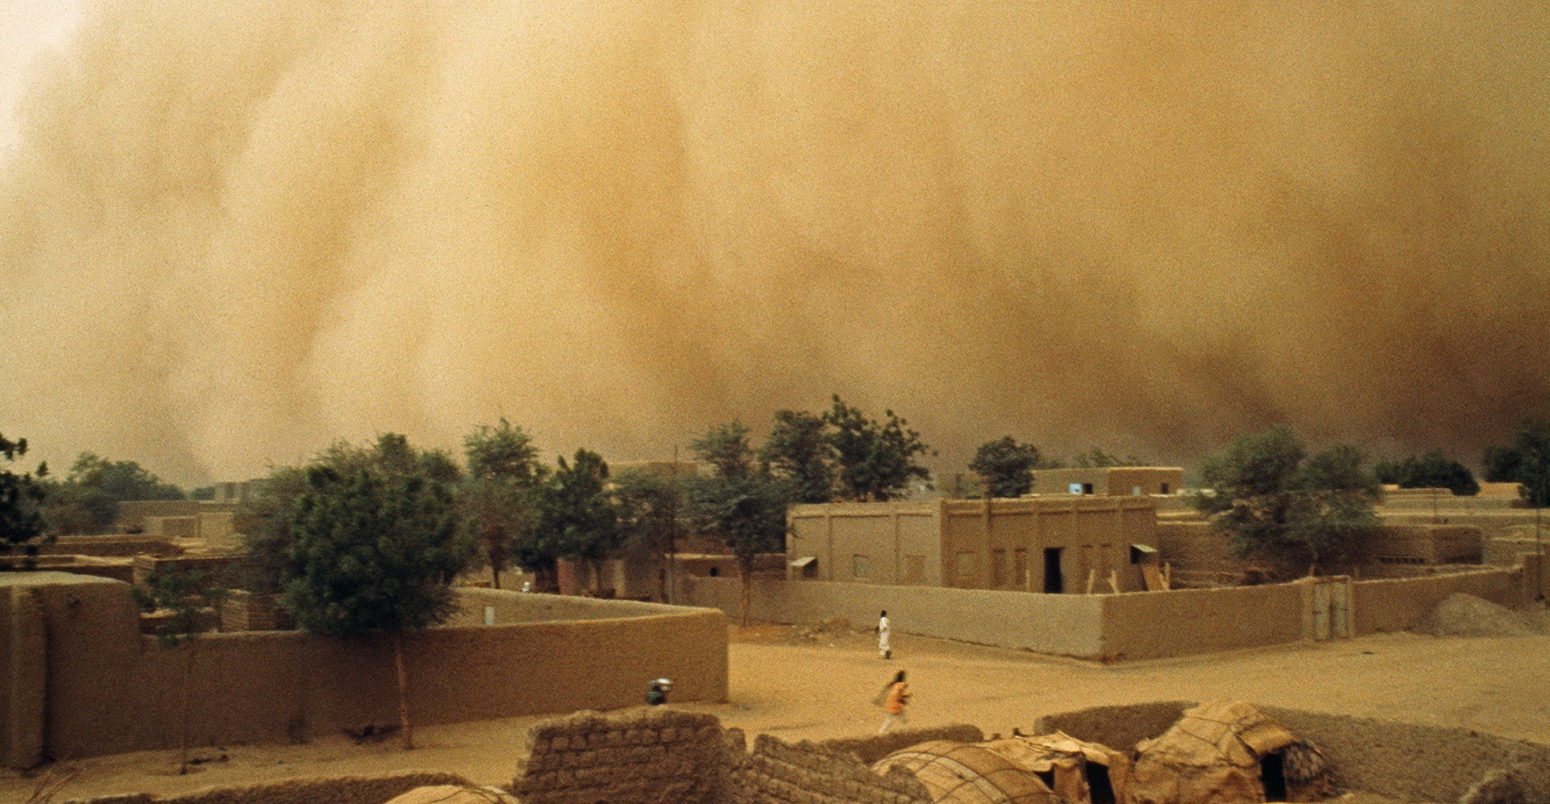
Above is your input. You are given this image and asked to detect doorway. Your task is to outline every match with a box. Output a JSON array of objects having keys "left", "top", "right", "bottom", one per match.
[{"left": 1043, "top": 548, "right": 1064, "bottom": 593}]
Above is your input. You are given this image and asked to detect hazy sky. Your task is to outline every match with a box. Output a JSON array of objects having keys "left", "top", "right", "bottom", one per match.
[
  {"left": 0, "top": 0, "right": 81, "bottom": 153},
  {"left": 2, "top": 2, "right": 1547, "bottom": 485}
]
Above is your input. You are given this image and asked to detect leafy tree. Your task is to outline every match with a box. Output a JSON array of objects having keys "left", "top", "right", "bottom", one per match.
[
  {"left": 536, "top": 449, "right": 620, "bottom": 594},
  {"left": 460, "top": 420, "right": 546, "bottom": 589},
  {"left": 684, "top": 422, "right": 789, "bottom": 624},
  {"left": 969, "top": 436, "right": 1042, "bottom": 498},
  {"left": 759, "top": 409, "right": 836, "bottom": 504},
  {"left": 1481, "top": 418, "right": 1550, "bottom": 508},
  {"left": 131, "top": 567, "right": 226, "bottom": 774},
  {"left": 1194, "top": 425, "right": 1380, "bottom": 578},
  {"left": 1, "top": 433, "right": 49, "bottom": 569},
  {"left": 822, "top": 396, "right": 932, "bottom": 502},
  {"left": 1482, "top": 444, "right": 1523, "bottom": 484},
  {"left": 1373, "top": 450, "right": 1479, "bottom": 496},
  {"left": 40, "top": 452, "right": 184, "bottom": 534},
  {"left": 236, "top": 434, "right": 463, "bottom": 595},
  {"left": 613, "top": 466, "right": 685, "bottom": 602},
  {"left": 282, "top": 460, "right": 471, "bottom": 750}
]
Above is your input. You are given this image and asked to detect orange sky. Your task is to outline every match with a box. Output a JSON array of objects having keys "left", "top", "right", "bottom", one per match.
[{"left": 2, "top": 2, "right": 1547, "bottom": 484}]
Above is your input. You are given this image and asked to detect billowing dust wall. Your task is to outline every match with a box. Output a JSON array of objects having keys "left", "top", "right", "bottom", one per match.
[
  {"left": 3, "top": 3, "right": 1549, "bottom": 485},
  {"left": 0, "top": 575, "right": 726, "bottom": 766}
]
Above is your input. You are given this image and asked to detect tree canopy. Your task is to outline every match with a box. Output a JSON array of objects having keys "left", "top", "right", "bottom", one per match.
[
  {"left": 40, "top": 452, "right": 184, "bottom": 535},
  {"left": 822, "top": 396, "right": 932, "bottom": 502},
  {"left": 613, "top": 465, "right": 684, "bottom": 601},
  {"left": 759, "top": 409, "right": 836, "bottom": 504},
  {"left": 969, "top": 436, "right": 1042, "bottom": 498},
  {"left": 280, "top": 446, "right": 472, "bottom": 750},
  {"left": 1483, "top": 417, "right": 1550, "bottom": 507},
  {"left": 537, "top": 448, "right": 620, "bottom": 592},
  {"left": 1374, "top": 450, "right": 1479, "bottom": 496},
  {"left": 460, "top": 419, "right": 546, "bottom": 589},
  {"left": 1, "top": 433, "right": 49, "bottom": 568},
  {"left": 1194, "top": 425, "right": 1380, "bottom": 577},
  {"left": 685, "top": 422, "right": 788, "bottom": 624}
]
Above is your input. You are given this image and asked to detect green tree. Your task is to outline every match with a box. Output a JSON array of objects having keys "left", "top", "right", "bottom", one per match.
[
  {"left": 969, "top": 436, "right": 1042, "bottom": 498},
  {"left": 822, "top": 396, "right": 932, "bottom": 502},
  {"left": 40, "top": 452, "right": 184, "bottom": 535},
  {"left": 1, "top": 433, "right": 49, "bottom": 569},
  {"left": 1194, "top": 425, "right": 1380, "bottom": 578},
  {"left": 684, "top": 422, "right": 789, "bottom": 624},
  {"left": 131, "top": 567, "right": 226, "bottom": 774},
  {"left": 236, "top": 434, "right": 463, "bottom": 595},
  {"left": 282, "top": 461, "right": 471, "bottom": 750},
  {"left": 537, "top": 449, "right": 620, "bottom": 594},
  {"left": 759, "top": 409, "right": 836, "bottom": 504},
  {"left": 613, "top": 466, "right": 685, "bottom": 602},
  {"left": 1373, "top": 450, "right": 1479, "bottom": 496},
  {"left": 1482, "top": 418, "right": 1550, "bottom": 508},
  {"left": 460, "top": 420, "right": 546, "bottom": 589}
]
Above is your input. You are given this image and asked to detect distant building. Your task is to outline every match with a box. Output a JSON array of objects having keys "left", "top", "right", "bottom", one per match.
[
  {"left": 786, "top": 496, "right": 1161, "bottom": 594},
  {"left": 1031, "top": 467, "right": 1183, "bottom": 497}
]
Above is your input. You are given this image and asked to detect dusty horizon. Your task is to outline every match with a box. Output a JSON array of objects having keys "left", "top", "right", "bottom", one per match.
[{"left": 1, "top": 2, "right": 1547, "bottom": 485}]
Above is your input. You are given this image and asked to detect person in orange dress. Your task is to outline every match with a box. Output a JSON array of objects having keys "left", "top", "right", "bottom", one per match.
[{"left": 878, "top": 670, "right": 910, "bottom": 733}]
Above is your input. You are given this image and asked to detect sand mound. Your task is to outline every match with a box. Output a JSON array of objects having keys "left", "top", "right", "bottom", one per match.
[{"left": 1418, "top": 594, "right": 1544, "bottom": 637}]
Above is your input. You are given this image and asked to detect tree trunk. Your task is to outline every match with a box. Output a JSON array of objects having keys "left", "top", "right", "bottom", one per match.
[
  {"left": 394, "top": 632, "right": 414, "bottom": 750},
  {"left": 179, "top": 641, "right": 193, "bottom": 774},
  {"left": 739, "top": 555, "right": 752, "bottom": 627}
]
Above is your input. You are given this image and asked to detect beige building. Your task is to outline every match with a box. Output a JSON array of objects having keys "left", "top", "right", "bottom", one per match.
[
  {"left": 786, "top": 496, "right": 1159, "bottom": 594},
  {"left": 1030, "top": 466, "right": 1183, "bottom": 497}
]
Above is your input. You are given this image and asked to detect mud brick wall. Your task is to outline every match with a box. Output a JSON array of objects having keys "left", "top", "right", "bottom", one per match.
[
  {"left": 817, "top": 724, "right": 985, "bottom": 765},
  {"left": 512, "top": 708, "right": 733, "bottom": 804},
  {"left": 62, "top": 772, "right": 474, "bottom": 804},
  {"left": 735, "top": 733, "right": 933, "bottom": 804}
]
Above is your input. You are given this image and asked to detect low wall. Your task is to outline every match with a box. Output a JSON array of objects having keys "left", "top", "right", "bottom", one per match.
[
  {"left": 1, "top": 574, "right": 728, "bottom": 766},
  {"left": 512, "top": 709, "right": 733, "bottom": 803},
  {"left": 684, "top": 576, "right": 1307, "bottom": 660},
  {"left": 1097, "top": 583, "right": 1308, "bottom": 661},
  {"left": 685, "top": 576, "right": 1105, "bottom": 657},
  {"left": 1352, "top": 567, "right": 1521, "bottom": 634},
  {"left": 62, "top": 773, "right": 475, "bottom": 804},
  {"left": 38, "top": 535, "right": 183, "bottom": 558},
  {"left": 690, "top": 567, "right": 1534, "bottom": 661}
]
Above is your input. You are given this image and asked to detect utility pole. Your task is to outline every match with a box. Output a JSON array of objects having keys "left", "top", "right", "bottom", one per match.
[{"left": 667, "top": 444, "right": 678, "bottom": 605}]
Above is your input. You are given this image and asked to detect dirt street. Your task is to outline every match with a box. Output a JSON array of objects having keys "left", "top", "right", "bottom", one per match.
[{"left": 5, "top": 625, "right": 1548, "bottom": 802}]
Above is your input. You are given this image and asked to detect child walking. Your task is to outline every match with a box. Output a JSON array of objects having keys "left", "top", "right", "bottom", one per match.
[{"left": 878, "top": 670, "right": 909, "bottom": 733}]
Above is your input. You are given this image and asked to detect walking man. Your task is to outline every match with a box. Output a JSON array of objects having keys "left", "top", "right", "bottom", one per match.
[{"left": 877, "top": 610, "right": 891, "bottom": 659}]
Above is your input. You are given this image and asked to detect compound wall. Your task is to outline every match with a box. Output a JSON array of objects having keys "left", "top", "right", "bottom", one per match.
[
  {"left": 0, "top": 574, "right": 727, "bottom": 767},
  {"left": 686, "top": 564, "right": 1529, "bottom": 661}
]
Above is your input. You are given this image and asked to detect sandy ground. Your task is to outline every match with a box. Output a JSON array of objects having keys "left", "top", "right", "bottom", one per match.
[{"left": 6, "top": 624, "right": 1550, "bottom": 802}]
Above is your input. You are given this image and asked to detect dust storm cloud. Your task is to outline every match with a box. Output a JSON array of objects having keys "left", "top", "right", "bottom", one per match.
[{"left": 1, "top": 1, "right": 1547, "bottom": 483}]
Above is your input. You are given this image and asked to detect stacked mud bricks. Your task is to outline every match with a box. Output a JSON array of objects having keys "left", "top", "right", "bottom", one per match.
[
  {"left": 512, "top": 707, "right": 982, "bottom": 804},
  {"left": 512, "top": 709, "right": 733, "bottom": 803}
]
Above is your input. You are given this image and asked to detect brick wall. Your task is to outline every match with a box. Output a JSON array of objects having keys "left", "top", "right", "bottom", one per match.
[
  {"left": 734, "top": 733, "right": 932, "bottom": 804},
  {"left": 508, "top": 708, "right": 984, "bottom": 804},
  {"left": 512, "top": 709, "right": 733, "bottom": 804}
]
